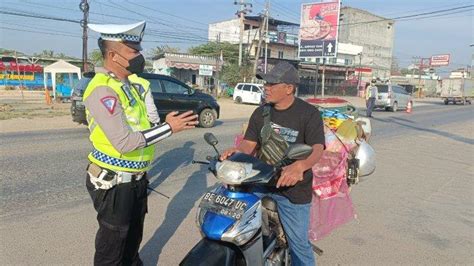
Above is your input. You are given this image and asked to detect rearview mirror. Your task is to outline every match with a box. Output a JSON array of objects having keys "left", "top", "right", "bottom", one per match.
[
  {"left": 204, "top": 132, "right": 218, "bottom": 146},
  {"left": 285, "top": 144, "right": 313, "bottom": 160}
]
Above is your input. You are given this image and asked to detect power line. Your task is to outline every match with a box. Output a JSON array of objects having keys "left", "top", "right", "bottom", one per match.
[
  {"left": 335, "top": 4, "right": 474, "bottom": 27},
  {"left": 99, "top": 0, "right": 208, "bottom": 38},
  {"left": 395, "top": 8, "right": 473, "bottom": 22},
  {"left": 0, "top": 10, "right": 80, "bottom": 23},
  {"left": 0, "top": 21, "right": 80, "bottom": 36},
  {"left": 254, "top": 0, "right": 299, "bottom": 23},
  {"left": 0, "top": 25, "right": 207, "bottom": 46},
  {"left": 126, "top": 0, "right": 209, "bottom": 27},
  {"left": 0, "top": 26, "right": 81, "bottom": 38},
  {"left": 0, "top": 13, "right": 212, "bottom": 45},
  {"left": 376, "top": 1, "right": 472, "bottom": 17}
]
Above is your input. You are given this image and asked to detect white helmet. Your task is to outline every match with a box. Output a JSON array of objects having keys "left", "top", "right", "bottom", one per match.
[{"left": 355, "top": 140, "right": 376, "bottom": 177}]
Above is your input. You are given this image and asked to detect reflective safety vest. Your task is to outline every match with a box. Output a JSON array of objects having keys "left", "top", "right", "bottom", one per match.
[
  {"left": 83, "top": 73, "right": 155, "bottom": 172},
  {"left": 366, "top": 85, "right": 378, "bottom": 99}
]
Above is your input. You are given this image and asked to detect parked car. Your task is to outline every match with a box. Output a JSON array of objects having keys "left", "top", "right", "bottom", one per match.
[
  {"left": 232, "top": 83, "right": 264, "bottom": 105},
  {"left": 71, "top": 72, "right": 220, "bottom": 128},
  {"left": 374, "top": 84, "right": 412, "bottom": 112}
]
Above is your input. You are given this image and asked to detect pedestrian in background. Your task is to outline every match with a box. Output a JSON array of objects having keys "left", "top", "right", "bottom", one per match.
[{"left": 366, "top": 79, "right": 378, "bottom": 117}]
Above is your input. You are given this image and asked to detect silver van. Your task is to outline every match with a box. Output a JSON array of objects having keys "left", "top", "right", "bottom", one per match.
[{"left": 374, "top": 84, "right": 413, "bottom": 112}]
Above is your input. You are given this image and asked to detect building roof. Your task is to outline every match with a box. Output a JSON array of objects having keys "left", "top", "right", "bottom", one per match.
[
  {"left": 341, "top": 6, "right": 395, "bottom": 23},
  {"left": 245, "top": 16, "right": 299, "bottom": 27},
  {"left": 159, "top": 53, "right": 220, "bottom": 71},
  {"left": 43, "top": 59, "right": 81, "bottom": 74}
]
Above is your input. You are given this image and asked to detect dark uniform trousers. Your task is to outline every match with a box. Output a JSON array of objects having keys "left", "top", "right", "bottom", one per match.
[
  {"left": 86, "top": 173, "right": 148, "bottom": 266},
  {"left": 366, "top": 97, "right": 376, "bottom": 117}
]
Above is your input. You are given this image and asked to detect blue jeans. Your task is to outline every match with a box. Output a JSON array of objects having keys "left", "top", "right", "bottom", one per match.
[{"left": 254, "top": 189, "right": 315, "bottom": 266}]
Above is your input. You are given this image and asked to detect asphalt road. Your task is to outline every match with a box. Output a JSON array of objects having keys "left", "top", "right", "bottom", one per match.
[{"left": 1, "top": 102, "right": 473, "bottom": 265}]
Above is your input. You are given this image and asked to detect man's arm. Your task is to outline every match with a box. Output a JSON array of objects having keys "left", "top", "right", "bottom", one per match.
[
  {"left": 220, "top": 139, "right": 258, "bottom": 160},
  {"left": 144, "top": 89, "right": 160, "bottom": 124},
  {"left": 276, "top": 144, "right": 324, "bottom": 188},
  {"left": 85, "top": 86, "right": 197, "bottom": 154}
]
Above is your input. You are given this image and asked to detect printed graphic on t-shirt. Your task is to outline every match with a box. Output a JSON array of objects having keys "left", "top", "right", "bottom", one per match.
[{"left": 270, "top": 122, "right": 299, "bottom": 143}]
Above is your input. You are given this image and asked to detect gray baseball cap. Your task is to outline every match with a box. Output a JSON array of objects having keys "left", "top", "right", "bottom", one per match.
[{"left": 256, "top": 61, "right": 300, "bottom": 84}]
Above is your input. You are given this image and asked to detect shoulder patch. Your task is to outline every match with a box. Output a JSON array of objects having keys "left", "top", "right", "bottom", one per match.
[{"left": 100, "top": 96, "right": 117, "bottom": 114}]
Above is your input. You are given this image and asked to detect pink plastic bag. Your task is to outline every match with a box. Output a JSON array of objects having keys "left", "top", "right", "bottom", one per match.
[
  {"left": 309, "top": 127, "right": 356, "bottom": 241},
  {"left": 312, "top": 149, "right": 348, "bottom": 199},
  {"left": 309, "top": 181, "right": 355, "bottom": 241}
]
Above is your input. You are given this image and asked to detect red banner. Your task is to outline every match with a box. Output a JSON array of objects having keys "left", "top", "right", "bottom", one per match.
[{"left": 0, "top": 62, "right": 43, "bottom": 72}]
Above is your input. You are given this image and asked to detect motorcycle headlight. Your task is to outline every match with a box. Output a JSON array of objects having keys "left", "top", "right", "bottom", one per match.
[{"left": 215, "top": 161, "right": 260, "bottom": 185}]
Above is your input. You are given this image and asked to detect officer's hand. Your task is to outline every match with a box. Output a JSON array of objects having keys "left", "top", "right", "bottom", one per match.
[
  {"left": 276, "top": 162, "right": 305, "bottom": 188},
  {"left": 165, "top": 111, "right": 199, "bottom": 133},
  {"left": 220, "top": 148, "right": 239, "bottom": 161}
]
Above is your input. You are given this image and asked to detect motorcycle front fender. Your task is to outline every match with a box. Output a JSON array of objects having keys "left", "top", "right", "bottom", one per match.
[{"left": 180, "top": 238, "right": 245, "bottom": 266}]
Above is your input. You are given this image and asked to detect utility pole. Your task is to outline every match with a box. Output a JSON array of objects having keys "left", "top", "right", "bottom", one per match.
[
  {"left": 314, "top": 61, "right": 319, "bottom": 98},
  {"left": 264, "top": 0, "right": 270, "bottom": 73},
  {"left": 417, "top": 57, "right": 423, "bottom": 98},
  {"left": 215, "top": 33, "right": 221, "bottom": 98},
  {"left": 356, "top": 52, "right": 362, "bottom": 96},
  {"left": 80, "top": 0, "right": 89, "bottom": 72},
  {"left": 14, "top": 50, "right": 24, "bottom": 101},
  {"left": 235, "top": 0, "right": 252, "bottom": 67},
  {"left": 416, "top": 57, "right": 430, "bottom": 98},
  {"left": 322, "top": 61, "right": 326, "bottom": 98},
  {"left": 252, "top": 2, "right": 268, "bottom": 78}
]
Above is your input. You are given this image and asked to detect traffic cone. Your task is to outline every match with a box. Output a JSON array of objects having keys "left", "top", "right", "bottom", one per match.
[
  {"left": 406, "top": 101, "right": 412, "bottom": 113},
  {"left": 45, "top": 89, "right": 52, "bottom": 105}
]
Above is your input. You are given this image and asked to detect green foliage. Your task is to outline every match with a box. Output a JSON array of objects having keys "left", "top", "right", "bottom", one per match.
[
  {"left": 400, "top": 68, "right": 422, "bottom": 76},
  {"left": 188, "top": 42, "right": 240, "bottom": 64},
  {"left": 149, "top": 45, "right": 180, "bottom": 59},
  {"left": 188, "top": 42, "right": 252, "bottom": 86},
  {"left": 89, "top": 49, "right": 104, "bottom": 67},
  {"left": 221, "top": 63, "right": 253, "bottom": 87}
]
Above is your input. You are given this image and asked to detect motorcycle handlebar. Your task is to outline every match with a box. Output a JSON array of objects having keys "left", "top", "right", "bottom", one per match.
[{"left": 192, "top": 160, "right": 210, "bottom": 165}]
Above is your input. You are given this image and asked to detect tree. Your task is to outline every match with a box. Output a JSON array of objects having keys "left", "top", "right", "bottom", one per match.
[
  {"left": 149, "top": 45, "right": 180, "bottom": 59},
  {"left": 188, "top": 42, "right": 252, "bottom": 86},
  {"left": 34, "top": 50, "right": 54, "bottom": 58},
  {"left": 89, "top": 49, "right": 104, "bottom": 67},
  {"left": 188, "top": 42, "right": 240, "bottom": 65}
]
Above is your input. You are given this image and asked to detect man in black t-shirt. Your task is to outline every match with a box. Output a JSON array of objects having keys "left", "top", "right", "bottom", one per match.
[{"left": 221, "top": 61, "right": 325, "bottom": 266}]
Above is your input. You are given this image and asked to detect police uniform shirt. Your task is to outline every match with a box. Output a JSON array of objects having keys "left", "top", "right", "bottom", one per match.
[{"left": 84, "top": 68, "right": 159, "bottom": 154}]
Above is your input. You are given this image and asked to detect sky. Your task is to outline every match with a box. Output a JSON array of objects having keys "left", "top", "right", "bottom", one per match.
[{"left": 0, "top": 0, "right": 472, "bottom": 74}]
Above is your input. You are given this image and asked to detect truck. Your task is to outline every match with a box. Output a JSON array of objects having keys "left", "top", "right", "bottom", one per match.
[{"left": 440, "top": 78, "right": 473, "bottom": 105}]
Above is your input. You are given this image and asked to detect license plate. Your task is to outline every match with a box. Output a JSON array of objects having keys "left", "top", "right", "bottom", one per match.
[{"left": 199, "top": 192, "right": 248, "bottom": 220}]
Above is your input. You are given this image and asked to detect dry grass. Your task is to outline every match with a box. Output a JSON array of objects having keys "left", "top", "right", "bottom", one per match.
[{"left": 0, "top": 90, "right": 70, "bottom": 120}]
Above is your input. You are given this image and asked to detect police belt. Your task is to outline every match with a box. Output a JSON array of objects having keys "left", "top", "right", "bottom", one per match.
[{"left": 87, "top": 163, "right": 145, "bottom": 190}]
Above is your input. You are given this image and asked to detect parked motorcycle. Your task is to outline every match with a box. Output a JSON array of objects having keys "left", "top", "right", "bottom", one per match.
[{"left": 180, "top": 133, "right": 313, "bottom": 266}]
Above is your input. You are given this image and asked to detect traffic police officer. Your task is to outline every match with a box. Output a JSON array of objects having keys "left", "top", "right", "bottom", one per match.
[
  {"left": 365, "top": 79, "right": 378, "bottom": 117},
  {"left": 85, "top": 21, "right": 198, "bottom": 265}
]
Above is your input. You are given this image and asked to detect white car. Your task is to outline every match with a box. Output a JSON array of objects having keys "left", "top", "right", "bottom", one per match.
[{"left": 233, "top": 83, "right": 265, "bottom": 105}]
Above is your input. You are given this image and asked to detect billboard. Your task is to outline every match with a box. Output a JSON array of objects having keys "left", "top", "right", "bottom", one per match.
[
  {"left": 299, "top": 1, "right": 340, "bottom": 58},
  {"left": 430, "top": 54, "right": 450, "bottom": 67}
]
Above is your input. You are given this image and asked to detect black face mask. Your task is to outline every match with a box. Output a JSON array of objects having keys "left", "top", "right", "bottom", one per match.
[{"left": 125, "top": 54, "right": 145, "bottom": 74}]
